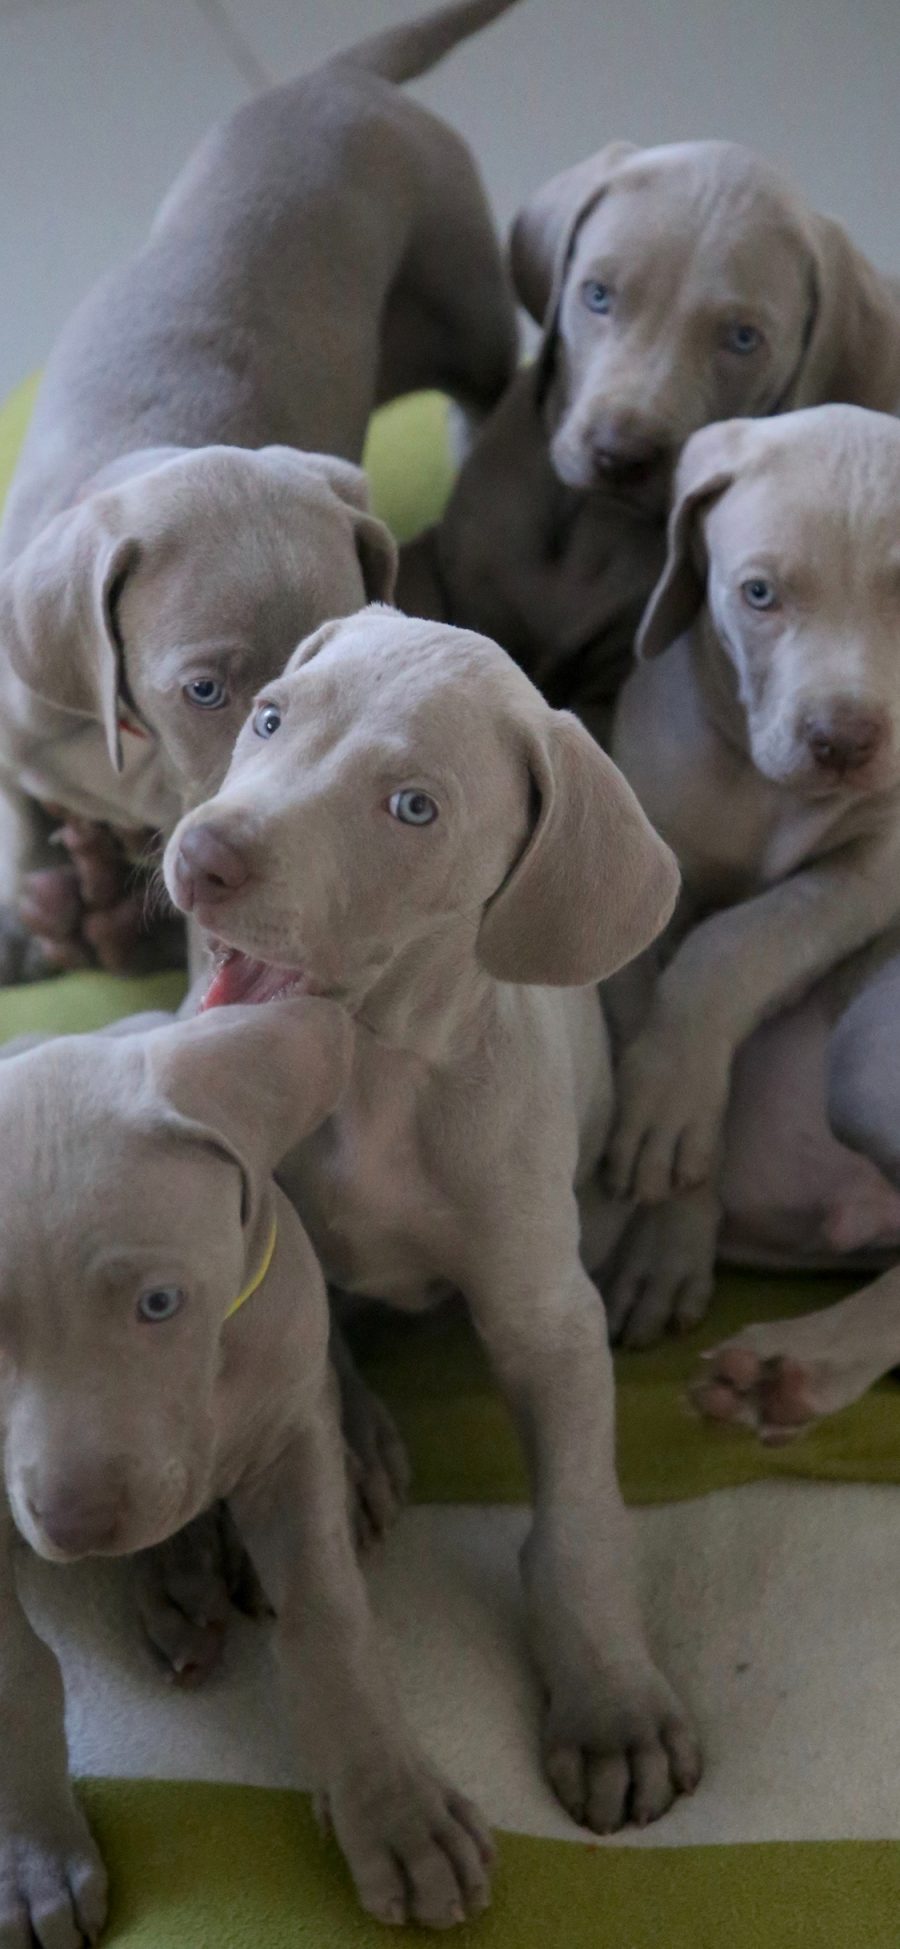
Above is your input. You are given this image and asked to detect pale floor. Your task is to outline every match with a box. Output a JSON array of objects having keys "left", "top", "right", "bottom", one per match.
[{"left": 0, "top": 0, "right": 898, "bottom": 400}]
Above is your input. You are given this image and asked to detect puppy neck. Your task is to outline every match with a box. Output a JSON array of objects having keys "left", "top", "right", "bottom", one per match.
[
  {"left": 352, "top": 913, "right": 494, "bottom": 1065},
  {"left": 689, "top": 610, "right": 752, "bottom": 765}
]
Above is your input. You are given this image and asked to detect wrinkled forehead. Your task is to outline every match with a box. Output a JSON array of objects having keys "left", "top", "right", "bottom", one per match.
[
  {"left": 0, "top": 1050, "right": 234, "bottom": 1284},
  {"left": 125, "top": 472, "right": 358, "bottom": 628},
  {"left": 708, "top": 422, "right": 900, "bottom": 571},
  {"left": 572, "top": 150, "right": 807, "bottom": 297},
  {"left": 279, "top": 623, "right": 535, "bottom": 777}
]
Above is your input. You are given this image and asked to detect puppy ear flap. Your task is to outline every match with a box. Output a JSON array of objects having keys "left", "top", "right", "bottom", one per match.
[
  {"left": 510, "top": 142, "right": 638, "bottom": 327},
  {"left": 0, "top": 500, "right": 138, "bottom": 773},
  {"left": 636, "top": 420, "right": 745, "bottom": 660},
  {"left": 790, "top": 213, "right": 900, "bottom": 411},
  {"left": 477, "top": 709, "right": 679, "bottom": 987},
  {"left": 272, "top": 448, "right": 398, "bottom": 604},
  {"left": 143, "top": 997, "right": 352, "bottom": 1225}
]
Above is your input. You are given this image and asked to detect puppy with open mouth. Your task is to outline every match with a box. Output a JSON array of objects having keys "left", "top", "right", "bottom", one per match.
[{"left": 164, "top": 604, "right": 701, "bottom": 1837}]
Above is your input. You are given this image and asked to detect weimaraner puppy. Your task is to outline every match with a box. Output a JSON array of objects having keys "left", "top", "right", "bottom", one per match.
[
  {"left": 690, "top": 933, "right": 900, "bottom": 1442},
  {"left": 0, "top": 999, "right": 500, "bottom": 1937},
  {"left": 161, "top": 605, "right": 703, "bottom": 1837},
  {"left": 407, "top": 139, "right": 900, "bottom": 715},
  {"left": 0, "top": 0, "right": 519, "bottom": 980},
  {"left": 600, "top": 406, "right": 900, "bottom": 1350}
]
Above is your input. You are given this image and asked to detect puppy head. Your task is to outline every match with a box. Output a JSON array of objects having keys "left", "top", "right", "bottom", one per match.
[
  {"left": 0, "top": 999, "right": 350, "bottom": 1561},
  {"left": 0, "top": 445, "right": 396, "bottom": 806},
  {"left": 513, "top": 140, "right": 900, "bottom": 504},
  {"left": 637, "top": 406, "right": 900, "bottom": 795},
  {"left": 163, "top": 607, "right": 678, "bottom": 1009}
]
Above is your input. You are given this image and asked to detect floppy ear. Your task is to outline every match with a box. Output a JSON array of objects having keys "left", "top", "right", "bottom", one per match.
[
  {"left": 143, "top": 996, "right": 352, "bottom": 1226},
  {"left": 477, "top": 709, "right": 679, "bottom": 987},
  {"left": 0, "top": 498, "right": 138, "bottom": 772},
  {"left": 262, "top": 447, "right": 398, "bottom": 603},
  {"left": 636, "top": 420, "right": 748, "bottom": 660},
  {"left": 789, "top": 213, "right": 900, "bottom": 411},
  {"left": 510, "top": 142, "right": 638, "bottom": 327}
]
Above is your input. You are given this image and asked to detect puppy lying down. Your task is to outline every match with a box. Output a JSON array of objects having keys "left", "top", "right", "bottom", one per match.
[
  {"left": 0, "top": 999, "right": 506, "bottom": 1937},
  {"left": 164, "top": 605, "right": 702, "bottom": 1839}
]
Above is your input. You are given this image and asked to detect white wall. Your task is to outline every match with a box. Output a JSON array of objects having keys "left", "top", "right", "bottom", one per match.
[{"left": 258, "top": 0, "right": 900, "bottom": 266}]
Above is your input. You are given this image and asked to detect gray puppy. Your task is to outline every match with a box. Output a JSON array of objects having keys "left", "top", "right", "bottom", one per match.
[
  {"left": 0, "top": 0, "right": 519, "bottom": 978},
  {"left": 406, "top": 138, "right": 900, "bottom": 717},
  {"left": 0, "top": 1000, "right": 495, "bottom": 1939}
]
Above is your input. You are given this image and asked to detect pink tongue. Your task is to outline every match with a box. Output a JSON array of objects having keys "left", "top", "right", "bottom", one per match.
[{"left": 202, "top": 951, "right": 305, "bottom": 1010}]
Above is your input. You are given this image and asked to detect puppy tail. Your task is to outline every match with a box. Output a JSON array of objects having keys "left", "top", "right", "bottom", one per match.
[{"left": 332, "top": 0, "right": 521, "bottom": 85}]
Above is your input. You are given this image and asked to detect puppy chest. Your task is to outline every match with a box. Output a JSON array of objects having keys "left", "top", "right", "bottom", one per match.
[{"left": 287, "top": 1112, "right": 456, "bottom": 1311}]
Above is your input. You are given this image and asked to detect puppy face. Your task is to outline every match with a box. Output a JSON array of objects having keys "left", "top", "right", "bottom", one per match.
[
  {"left": 547, "top": 144, "right": 813, "bottom": 503},
  {"left": 165, "top": 612, "right": 534, "bottom": 1006},
  {"left": 0, "top": 1051, "right": 244, "bottom": 1560},
  {"left": 642, "top": 408, "right": 900, "bottom": 796},
  {"left": 163, "top": 608, "right": 678, "bottom": 1003},
  {"left": 0, "top": 1001, "right": 347, "bottom": 1562},
  {"left": 0, "top": 446, "right": 396, "bottom": 813}
]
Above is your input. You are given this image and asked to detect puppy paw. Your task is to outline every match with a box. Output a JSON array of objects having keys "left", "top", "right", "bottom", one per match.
[
  {"left": 606, "top": 1027, "right": 730, "bottom": 1203},
  {"left": 544, "top": 1667, "right": 701, "bottom": 1833},
  {"left": 345, "top": 1397, "right": 411, "bottom": 1552},
  {"left": 134, "top": 1505, "right": 267, "bottom": 1686},
  {"left": 690, "top": 1322, "right": 870, "bottom": 1443},
  {"left": 19, "top": 818, "right": 184, "bottom": 977},
  {"left": 0, "top": 1803, "right": 108, "bottom": 1949},
  {"left": 604, "top": 1191, "right": 719, "bottom": 1349},
  {"left": 0, "top": 903, "right": 62, "bottom": 985},
  {"left": 328, "top": 1764, "right": 493, "bottom": 1927},
  {"left": 336, "top": 1353, "right": 410, "bottom": 1549}
]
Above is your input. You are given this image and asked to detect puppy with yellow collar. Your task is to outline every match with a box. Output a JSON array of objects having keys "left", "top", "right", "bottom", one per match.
[{"left": 0, "top": 998, "right": 493, "bottom": 1937}]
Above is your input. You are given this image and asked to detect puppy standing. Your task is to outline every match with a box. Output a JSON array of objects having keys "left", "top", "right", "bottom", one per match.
[
  {"left": 599, "top": 407, "right": 900, "bottom": 1350},
  {"left": 0, "top": 0, "right": 520, "bottom": 977},
  {"left": 411, "top": 139, "right": 900, "bottom": 715},
  {"left": 0, "top": 1000, "right": 497, "bottom": 1938},
  {"left": 163, "top": 607, "right": 702, "bottom": 1836}
]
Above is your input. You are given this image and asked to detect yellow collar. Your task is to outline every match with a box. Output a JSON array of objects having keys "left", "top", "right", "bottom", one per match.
[{"left": 225, "top": 1219, "right": 277, "bottom": 1321}]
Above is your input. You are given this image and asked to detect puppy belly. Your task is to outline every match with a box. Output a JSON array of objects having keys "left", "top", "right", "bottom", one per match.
[
  {"left": 322, "top": 1230, "right": 454, "bottom": 1313},
  {"left": 720, "top": 995, "right": 900, "bottom": 1268}
]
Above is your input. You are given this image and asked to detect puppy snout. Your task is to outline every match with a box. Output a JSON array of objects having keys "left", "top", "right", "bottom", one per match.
[
  {"left": 172, "top": 823, "right": 249, "bottom": 912},
  {"left": 590, "top": 414, "right": 667, "bottom": 481},
  {"left": 800, "top": 700, "right": 889, "bottom": 780},
  {"left": 27, "top": 1485, "right": 123, "bottom": 1556}
]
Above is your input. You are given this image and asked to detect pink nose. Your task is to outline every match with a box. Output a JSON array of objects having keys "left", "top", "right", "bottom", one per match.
[
  {"left": 29, "top": 1491, "right": 121, "bottom": 1556},
  {"left": 172, "top": 824, "right": 249, "bottom": 912},
  {"left": 801, "top": 702, "right": 888, "bottom": 778}
]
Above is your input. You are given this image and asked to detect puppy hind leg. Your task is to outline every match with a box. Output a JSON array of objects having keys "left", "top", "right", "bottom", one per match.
[{"left": 827, "top": 944, "right": 900, "bottom": 1188}]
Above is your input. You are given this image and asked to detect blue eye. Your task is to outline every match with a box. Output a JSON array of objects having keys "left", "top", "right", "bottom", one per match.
[
  {"left": 253, "top": 705, "right": 280, "bottom": 740},
  {"left": 387, "top": 789, "right": 439, "bottom": 826},
  {"left": 253, "top": 702, "right": 282, "bottom": 739},
  {"left": 582, "top": 279, "right": 612, "bottom": 315},
  {"left": 741, "top": 578, "right": 777, "bottom": 610},
  {"left": 137, "top": 1287, "right": 184, "bottom": 1325},
  {"left": 725, "top": 323, "right": 762, "bottom": 355},
  {"left": 184, "top": 678, "right": 228, "bottom": 710}
]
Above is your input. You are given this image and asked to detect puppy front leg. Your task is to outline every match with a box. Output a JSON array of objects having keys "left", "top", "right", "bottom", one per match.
[
  {"left": 330, "top": 1318, "right": 410, "bottom": 1548},
  {"left": 228, "top": 1374, "right": 493, "bottom": 1930},
  {"left": 608, "top": 833, "right": 900, "bottom": 1204},
  {"left": 466, "top": 1239, "right": 701, "bottom": 1832},
  {"left": 604, "top": 1186, "right": 721, "bottom": 1349},
  {"left": 0, "top": 1498, "right": 108, "bottom": 1944}
]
